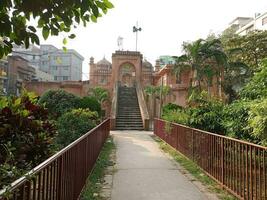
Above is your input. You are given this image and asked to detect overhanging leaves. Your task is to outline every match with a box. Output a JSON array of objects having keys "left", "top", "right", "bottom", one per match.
[{"left": 0, "top": 0, "right": 114, "bottom": 58}]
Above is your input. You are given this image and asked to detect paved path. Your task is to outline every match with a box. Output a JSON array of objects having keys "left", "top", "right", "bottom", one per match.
[{"left": 110, "top": 130, "right": 208, "bottom": 200}]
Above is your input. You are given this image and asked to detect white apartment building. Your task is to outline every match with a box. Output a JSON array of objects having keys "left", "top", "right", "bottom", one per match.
[{"left": 228, "top": 12, "right": 267, "bottom": 35}]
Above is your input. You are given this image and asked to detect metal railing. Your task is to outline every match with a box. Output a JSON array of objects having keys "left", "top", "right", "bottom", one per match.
[
  {"left": 154, "top": 118, "right": 267, "bottom": 200},
  {"left": 0, "top": 119, "right": 110, "bottom": 200}
]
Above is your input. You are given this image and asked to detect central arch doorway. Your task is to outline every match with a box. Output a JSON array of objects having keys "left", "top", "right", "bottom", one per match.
[{"left": 119, "top": 63, "right": 136, "bottom": 87}]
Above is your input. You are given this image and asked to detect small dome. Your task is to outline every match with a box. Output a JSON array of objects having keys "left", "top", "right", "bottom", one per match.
[
  {"left": 97, "top": 57, "right": 111, "bottom": 66},
  {"left": 143, "top": 59, "right": 153, "bottom": 68}
]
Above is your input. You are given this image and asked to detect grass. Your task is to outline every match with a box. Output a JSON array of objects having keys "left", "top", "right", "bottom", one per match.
[
  {"left": 152, "top": 135, "right": 237, "bottom": 200},
  {"left": 81, "top": 136, "right": 115, "bottom": 200}
]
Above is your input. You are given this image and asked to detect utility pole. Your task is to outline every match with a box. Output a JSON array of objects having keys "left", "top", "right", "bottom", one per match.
[{"left": 133, "top": 22, "right": 142, "bottom": 51}]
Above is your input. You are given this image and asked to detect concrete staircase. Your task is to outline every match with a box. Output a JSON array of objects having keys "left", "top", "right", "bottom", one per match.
[{"left": 116, "top": 86, "right": 143, "bottom": 130}]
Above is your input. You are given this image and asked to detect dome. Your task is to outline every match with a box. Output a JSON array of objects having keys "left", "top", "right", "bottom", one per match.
[
  {"left": 143, "top": 59, "right": 153, "bottom": 68},
  {"left": 97, "top": 57, "right": 112, "bottom": 66}
]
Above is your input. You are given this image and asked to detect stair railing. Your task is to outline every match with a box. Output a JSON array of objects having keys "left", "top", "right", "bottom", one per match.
[
  {"left": 110, "top": 81, "right": 119, "bottom": 129},
  {"left": 135, "top": 82, "right": 150, "bottom": 130}
]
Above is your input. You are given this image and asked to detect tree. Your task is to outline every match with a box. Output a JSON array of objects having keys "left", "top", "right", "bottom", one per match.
[
  {"left": 56, "top": 108, "right": 99, "bottom": 147},
  {"left": 79, "top": 96, "right": 101, "bottom": 115},
  {"left": 240, "top": 59, "right": 267, "bottom": 101},
  {"left": 0, "top": 0, "right": 114, "bottom": 58},
  {"left": 38, "top": 90, "right": 80, "bottom": 118},
  {"left": 175, "top": 39, "right": 227, "bottom": 95},
  {"left": 89, "top": 87, "right": 109, "bottom": 119},
  {"left": 90, "top": 87, "right": 109, "bottom": 105},
  {"left": 222, "top": 30, "right": 267, "bottom": 72}
]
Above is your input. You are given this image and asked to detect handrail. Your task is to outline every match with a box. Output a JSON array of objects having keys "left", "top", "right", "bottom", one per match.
[
  {"left": 155, "top": 118, "right": 267, "bottom": 150},
  {"left": 154, "top": 118, "right": 267, "bottom": 200},
  {"left": 136, "top": 82, "right": 150, "bottom": 130},
  {"left": 0, "top": 119, "right": 110, "bottom": 200},
  {"left": 110, "top": 82, "right": 119, "bottom": 129}
]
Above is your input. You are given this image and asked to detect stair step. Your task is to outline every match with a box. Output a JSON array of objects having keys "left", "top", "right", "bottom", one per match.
[
  {"left": 117, "top": 117, "right": 142, "bottom": 119},
  {"left": 116, "top": 128, "right": 144, "bottom": 130},
  {"left": 116, "top": 121, "right": 143, "bottom": 124},
  {"left": 117, "top": 86, "right": 143, "bottom": 130}
]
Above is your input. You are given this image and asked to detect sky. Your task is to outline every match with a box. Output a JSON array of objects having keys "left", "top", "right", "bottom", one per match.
[{"left": 40, "top": 0, "right": 267, "bottom": 80}]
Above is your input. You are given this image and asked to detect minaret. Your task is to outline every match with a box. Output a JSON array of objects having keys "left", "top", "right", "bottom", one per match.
[
  {"left": 89, "top": 57, "right": 95, "bottom": 82},
  {"left": 155, "top": 59, "right": 161, "bottom": 72}
]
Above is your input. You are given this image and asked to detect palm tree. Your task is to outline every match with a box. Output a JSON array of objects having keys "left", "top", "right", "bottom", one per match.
[
  {"left": 90, "top": 87, "right": 109, "bottom": 119},
  {"left": 174, "top": 39, "right": 228, "bottom": 96}
]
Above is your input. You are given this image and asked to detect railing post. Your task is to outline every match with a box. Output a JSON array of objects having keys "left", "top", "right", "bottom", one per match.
[
  {"left": 191, "top": 129, "right": 194, "bottom": 162},
  {"left": 221, "top": 138, "right": 224, "bottom": 184},
  {"left": 57, "top": 156, "right": 63, "bottom": 200}
]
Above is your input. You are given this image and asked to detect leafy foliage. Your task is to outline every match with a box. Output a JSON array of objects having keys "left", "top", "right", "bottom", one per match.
[
  {"left": 162, "top": 109, "right": 189, "bottom": 126},
  {"left": 144, "top": 85, "right": 170, "bottom": 98},
  {"left": 89, "top": 87, "right": 109, "bottom": 104},
  {"left": 0, "top": 93, "right": 56, "bottom": 188},
  {"left": 222, "top": 30, "right": 267, "bottom": 72},
  {"left": 0, "top": 0, "right": 114, "bottom": 58},
  {"left": 38, "top": 90, "right": 80, "bottom": 118},
  {"left": 219, "top": 31, "right": 267, "bottom": 102},
  {"left": 176, "top": 39, "right": 227, "bottom": 93},
  {"left": 222, "top": 100, "right": 252, "bottom": 140},
  {"left": 162, "top": 103, "right": 182, "bottom": 114},
  {"left": 187, "top": 92, "right": 225, "bottom": 134},
  {"left": 79, "top": 96, "right": 101, "bottom": 115},
  {"left": 240, "top": 59, "right": 267, "bottom": 100},
  {"left": 56, "top": 108, "right": 99, "bottom": 147},
  {"left": 247, "top": 99, "right": 267, "bottom": 146}
]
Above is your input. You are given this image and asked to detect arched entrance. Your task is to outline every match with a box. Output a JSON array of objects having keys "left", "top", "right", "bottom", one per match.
[{"left": 119, "top": 63, "right": 136, "bottom": 87}]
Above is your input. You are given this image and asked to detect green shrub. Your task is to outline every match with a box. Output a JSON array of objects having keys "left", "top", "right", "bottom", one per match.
[
  {"left": 162, "top": 103, "right": 183, "bottom": 114},
  {"left": 162, "top": 109, "right": 189, "bottom": 125},
  {"left": 186, "top": 91, "right": 226, "bottom": 134},
  {"left": 222, "top": 100, "right": 252, "bottom": 140},
  {"left": 187, "top": 101, "right": 225, "bottom": 134},
  {"left": 0, "top": 93, "right": 56, "bottom": 188},
  {"left": 247, "top": 99, "right": 267, "bottom": 145},
  {"left": 38, "top": 90, "right": 80, "bottom": 118},
  {"left": 240, "top": 59, "right": 267, "bottom": 100},
  {"left": 56, "top": 109, "right": 99, "bottom": 148},
  {"left": 79, "top": 96, "right": 101, "bottom": 115}
]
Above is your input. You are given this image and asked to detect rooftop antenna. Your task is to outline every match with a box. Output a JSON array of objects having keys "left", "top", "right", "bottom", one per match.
[
  {"left": 133, "top": 21, "right": 142, "bottom": 51},
  {"left": 117, "top": 36, "right": 123, "bottom": 50}
]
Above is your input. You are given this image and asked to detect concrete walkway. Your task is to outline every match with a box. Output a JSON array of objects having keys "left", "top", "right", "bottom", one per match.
[{"left": 110, "top": 130, "right": 208, "bottom": 200}]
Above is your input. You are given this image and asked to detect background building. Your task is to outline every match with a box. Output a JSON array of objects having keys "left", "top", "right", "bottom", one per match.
[
  {"left": 0, "top": 59, "right": 8, "bottom": 95},
  {"left": 159, "top": 55, "right": 176, "bottom": 68},
  {"left": 13, "top": 44, "right": 84, "bottom": 81},
  {"left": 7, "top": 56, "right": 36, "bottom": 95},
  {"left": 228, "top": 12, "right": 267, "bottom": 35},
  {"left": 34, "top": 68, "right": 54, "bottom": 81}
]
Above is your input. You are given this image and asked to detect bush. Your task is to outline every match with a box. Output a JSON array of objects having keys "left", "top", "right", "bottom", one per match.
[
  {"left": 79, "top": 96, "right": 101, "bottom": 115},
  {"left": 240, "top": 59, "right": 267, "bottom": 100},
  {"left": 38, "top": 90, "right": 80, "bottom": 118},
  {"left": 56, "top": 109, "right": 99, "bottom": 148},
  {"left": 247, "top": 99, "right": 267, "bottom": 145},
  {"left": 222, "top": 100, "right": 253, "bottom": 140},
  {"left": 162, "top": 109, "right": 189, "bottom": 126},
  {"left": 187, "top": 101, "right": 225, "bottom": 134},
  {"left": 162, "top": 103, "right": 183, "bottom": 114},
  {"left": 0, "top": 93, "right": 56, "bottom": 188}
]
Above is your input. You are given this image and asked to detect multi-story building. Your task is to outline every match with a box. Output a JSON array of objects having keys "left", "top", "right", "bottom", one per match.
[
  {"left": 34, "top": 68, "right": 54, "bottom": 81},
  {"left": 7, "top": 56, "right": 36, "bottom": 95},
  {"left": 13, "top": 44, "right": 84, "bottom": 81},
  {"left": 228, "top": 12, "right": 267, "bottom": 35},
  {"left": 159, "top": 55, "right": 176, "bottom": 68},
  {"left": 0, "top": 59, "right": 8, "bottom": 95}
]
